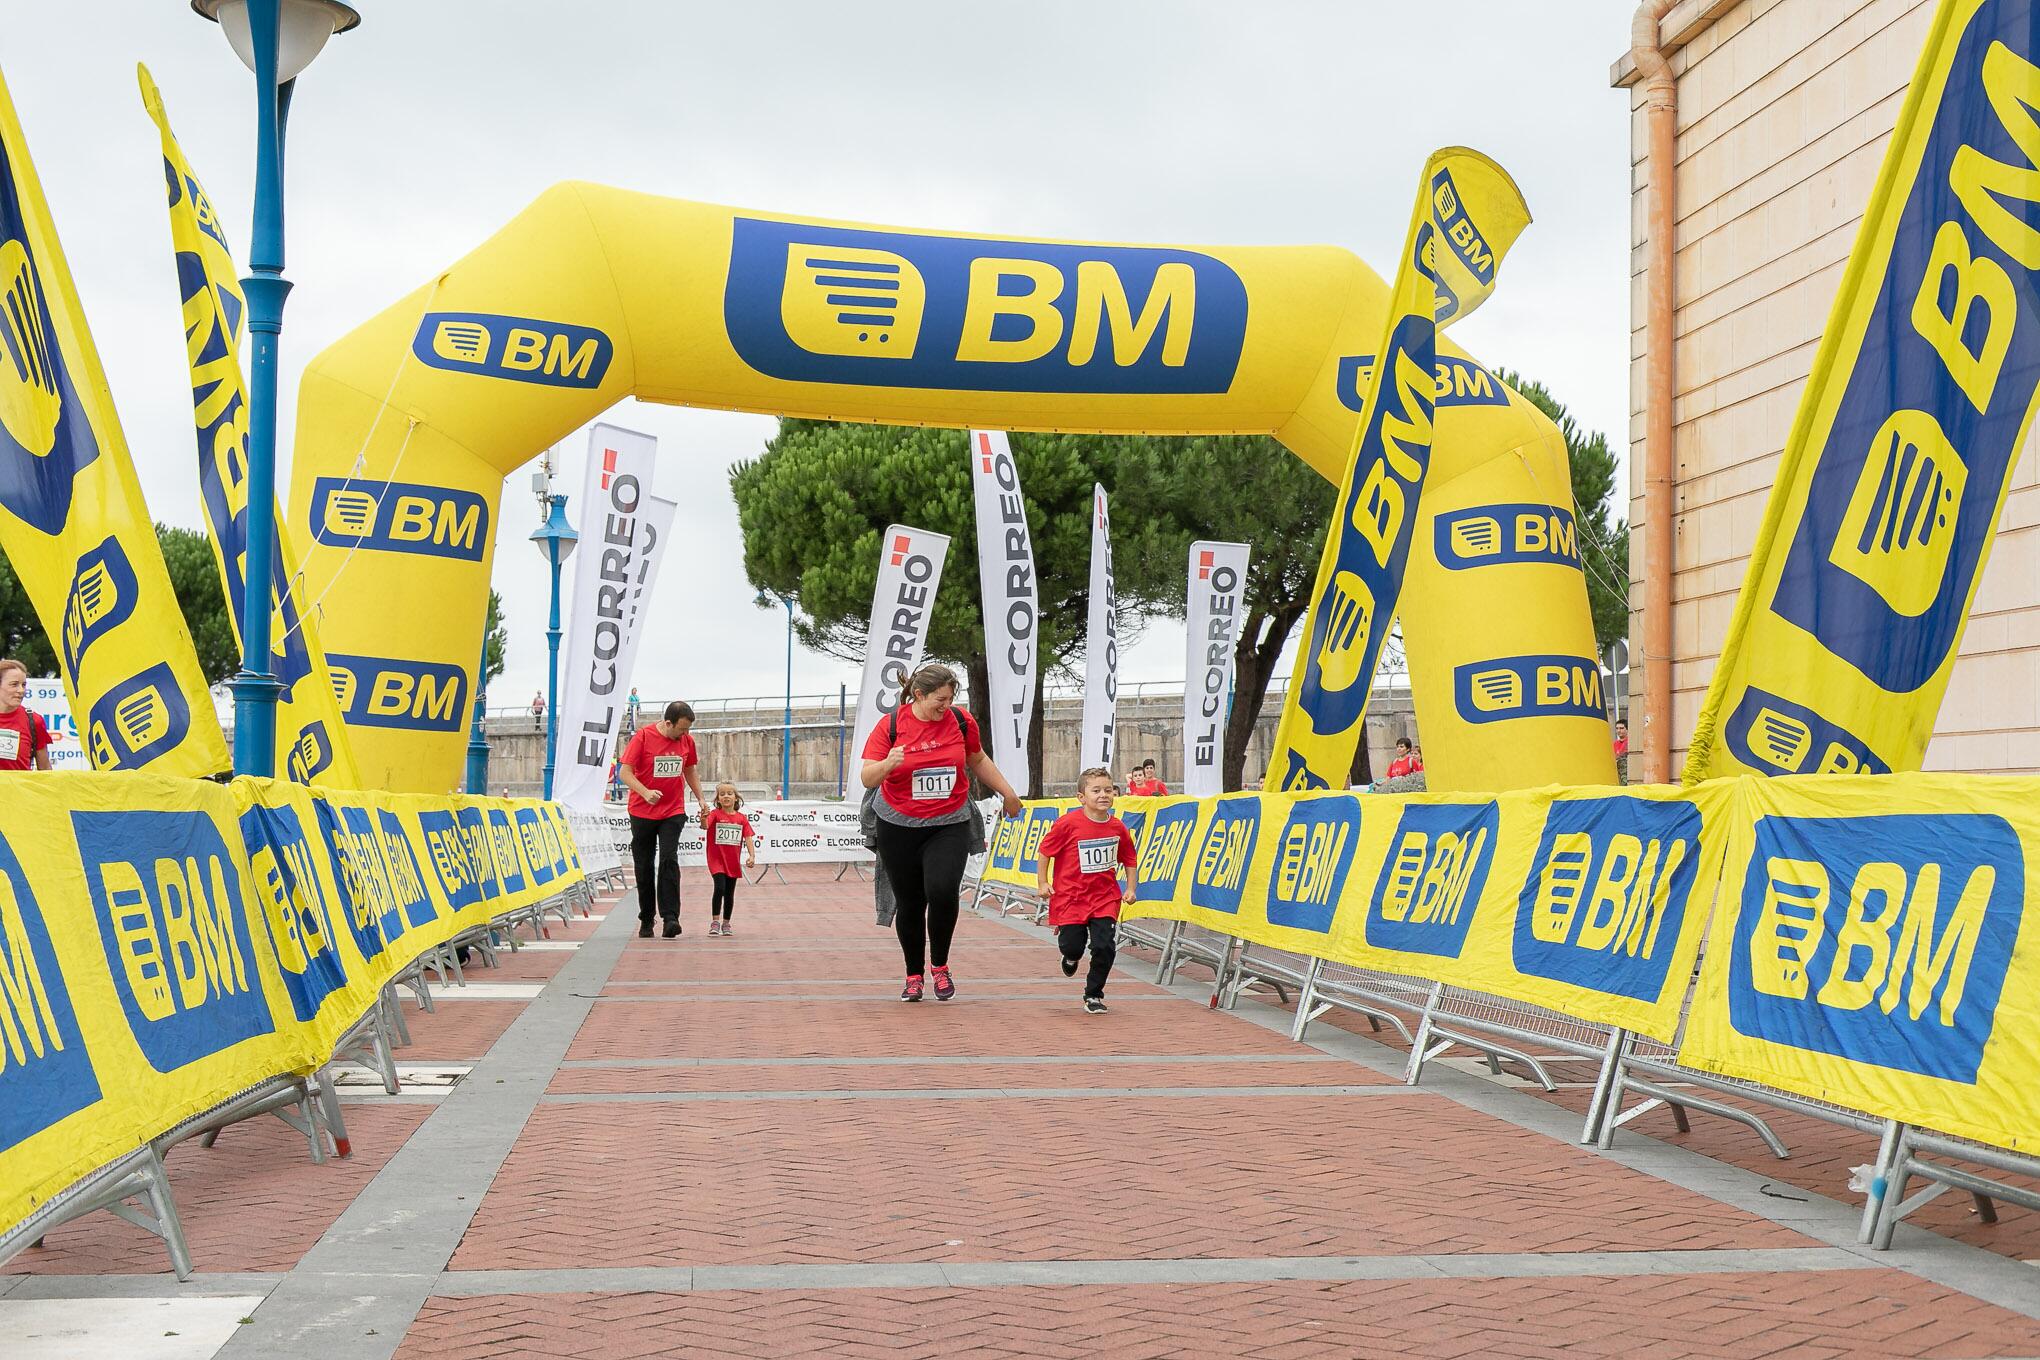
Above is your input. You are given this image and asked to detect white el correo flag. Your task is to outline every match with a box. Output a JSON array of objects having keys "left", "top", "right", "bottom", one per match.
[
  {"left": 1079, "top": 484, "right": 1118, "bottom": 770},
  {"left": 559, "top": 490, "right": 676, "bottom": 809},
  {"left": 1183, "top": 541, "right": 1251, "bottom": 797},
  {"left": 617, "top": 493, "right": 679, "bottom": 669},
  {"left": 854, "top": 524, "right": 951, "bottom": 753},
  {"left": 967, "top": 430, "right": 1038, "bottom": 795},
  {"left": 553, "top": 423, "right": 658, "bottom": 812}
]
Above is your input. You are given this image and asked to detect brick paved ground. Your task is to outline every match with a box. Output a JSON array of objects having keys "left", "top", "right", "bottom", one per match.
[{"left": 9, "top": 866, "right": 2039, "bottom": 1360}]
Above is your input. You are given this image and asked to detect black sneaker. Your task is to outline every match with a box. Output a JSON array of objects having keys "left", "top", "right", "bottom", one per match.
[
  {"left": 638, "top": 923, "right": 653, "bottom": 938},
  {"left": 662, "top": 921, "right": 682, "bottom": 939},
  {"left": 1060, "top": 955, "right": 1078, "bottom": 978},
  {"left": 1084, "top": 996, "right": 1108, "bottom": 1014}
]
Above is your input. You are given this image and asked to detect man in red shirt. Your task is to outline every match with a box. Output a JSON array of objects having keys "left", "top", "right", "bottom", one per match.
[
  {"left": 618, "top": 700, "right": 710, "bottom": 938},
  {"left": 0, "top": 660, "right": 52, "bottom": 771},
  {"left": 1034, "top": 767, "right": 1138, "bottom": 1013},
  {"left": 1126, "top": 759, "right": 1168, "bottom": 797}
]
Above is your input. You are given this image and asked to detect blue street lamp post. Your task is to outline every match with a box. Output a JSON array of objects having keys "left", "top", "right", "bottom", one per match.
[
  {"left": 195, "top": 0, "right": 360, "bottom": 776},
  {"left": 756, "top": 592, "right": 794, "bottom": 798},
  {"left": 533, "top": 494, "right": 579, "bottom": 799},
  {"left": 464, "top": 631, "right": 491, "bottom": 794}
]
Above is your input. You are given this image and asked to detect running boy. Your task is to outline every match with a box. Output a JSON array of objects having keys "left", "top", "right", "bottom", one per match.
[
  {"left": 1034, "top": 767, "right": 1137, "bottom": 1014},
  {"left": 700, "top": 782, "right": 757, "bottom": 936}
]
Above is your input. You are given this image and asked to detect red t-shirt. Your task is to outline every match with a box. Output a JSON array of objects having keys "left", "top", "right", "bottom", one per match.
[
  {"left": 0, "top": 707, "right": 50, "bottom": 771},
  {"left": 621, "top": 724, "right": 698, "bottom": 820},
  {"left": 1127, "top": 776, "right": 1168, "bottom": 796},
  {"left": 701, "top": 809, "right": 753, "bottom": 877},
  {"left": 861, "top": 706, "right": 981, "bottom": 819},
  {"left": 1386, "top": 754, "right": 1421, "bottom": 779},
  {"left": 1037, "top": 809, "right": 1137, "bottom": 928}
]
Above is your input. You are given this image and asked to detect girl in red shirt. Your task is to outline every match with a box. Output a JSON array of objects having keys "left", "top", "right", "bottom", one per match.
[
  {"left": 0, "top": 660, "right": 52, "bottom": 772},
  {"left": 1034, "top": 768, "right": 1137, "bottom": 1013},
  {"left": 700, "top": 781, "right": 756, "bottom": 937},
  {"left": 860, "top": 663, "right": 1023, "bottom": 1002}
]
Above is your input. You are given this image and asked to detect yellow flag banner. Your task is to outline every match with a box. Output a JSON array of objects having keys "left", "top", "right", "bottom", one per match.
[
  {"left": 1685, "top": 0, "right": 2040, "bottom": 782},
  {"left": 140, "top": 67, "right": 360, "bottom": 788},
  {"left": 1679, "top": 773, "right": 2040, "bottom": 1154},
  {"left": 0, "top": 68, "right": 228, "bottom": 776},
  {"left": 0, "top": 771, "right": 582, "bottom": 1238},
  {"left": 1265, "top": 148, "right": 1531, "bottom": 792}
]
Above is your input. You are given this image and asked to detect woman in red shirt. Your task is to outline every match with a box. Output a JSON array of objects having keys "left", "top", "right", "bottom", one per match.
[
  {"left": 860, "top": 663, "right": 1023, "bottom": 1002},
  {"left": 1385, "top": 737, "right": 1422, "bottom": 780},
  {"left": 0, "top": 660, "right": 52, "bottom": 771}
]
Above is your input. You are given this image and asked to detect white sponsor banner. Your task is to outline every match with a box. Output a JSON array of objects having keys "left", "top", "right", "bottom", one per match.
[
  {"left": 1079, "top": 485, "right": 1117, "bottom": 769},
  {"left": 604, "top": 800, "right": 873, "bottom": 868},
  {"left": 555, "top": 425, "right": 659, "bottom": 813},
  {"left": 618, "top": 493, "right": 677, "bottom": 669},
  {"left": 854, "top": 524, "right": 950, "bottom": 758},
  {"left": 1183, "top": 541, "right": 1251, "bottom": 797},
  {"left": 25, "top": 677, "right": 84, "bottom": 770},
  {"left": 968, "top": 430, "right": 1038, "bottom": 795}
]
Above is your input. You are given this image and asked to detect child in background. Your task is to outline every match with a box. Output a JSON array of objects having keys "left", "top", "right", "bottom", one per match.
[
  {"left": 1034, "top": 767, "right": 1137, "bottom": 1014},
  {"left": 700, "top": 782, "right": 757, "bottom": 936}
]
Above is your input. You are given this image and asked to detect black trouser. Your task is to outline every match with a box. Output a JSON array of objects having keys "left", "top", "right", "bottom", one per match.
[
  {"left": 873, "top": 817, "right": 969, "bottom": 976},
  {"left": 630, "top": 814, "right": 686, "bottom": 925},
  {"left": 1057, "top": 917, "right": 1118, "bottom": 998},
  {"left": 710, "top": 872, "right": 738, "bottom": 919}
]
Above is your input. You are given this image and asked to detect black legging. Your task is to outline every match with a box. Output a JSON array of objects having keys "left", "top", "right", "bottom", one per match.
[
  {"left": 874, "top": 817, "right": 969, "bottom": 975},
  {"left": 710, "top": 872, "right": 738, "bottom": 919}
]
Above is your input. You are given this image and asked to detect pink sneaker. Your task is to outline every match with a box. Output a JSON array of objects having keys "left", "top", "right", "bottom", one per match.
[
  {"left": 900, "top": 974, "right": 924, "bottom": 1002},
  {"left": 930, "top": 965, "right": 955, "bottom": 1002}
]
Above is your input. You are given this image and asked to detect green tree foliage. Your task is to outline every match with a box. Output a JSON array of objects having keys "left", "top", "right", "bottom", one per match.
[
  {"left": 484, "top": 588, "right": 508, "bottom": 687},
  {"left": 731, "top": 421, "right": 1334, "bottom": 790},
  {"left": 1496, "top": 371, "right": 1632, "bottom": 650},
  {"left": 155, "top": 522, "right": 240, "bottom": 684},
  {"left": 0, "top": 544, "right": 54, "bottom": 674}
]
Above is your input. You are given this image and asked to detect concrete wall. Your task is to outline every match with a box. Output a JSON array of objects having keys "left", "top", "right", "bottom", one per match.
[
  {"left": 479, "top": 686, "right": 1422, "bottom": 799},
  {"left": 1621, "top": 0, "right": 2040, "bottom": 772}
]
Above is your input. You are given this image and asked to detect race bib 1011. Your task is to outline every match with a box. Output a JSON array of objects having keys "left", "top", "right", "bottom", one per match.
[
  {"left": 1078, "top": 836, "right": 1119, "bottom": 874},
  {"left": 912, "top": 766, "right": 957, "bottom": 801}
]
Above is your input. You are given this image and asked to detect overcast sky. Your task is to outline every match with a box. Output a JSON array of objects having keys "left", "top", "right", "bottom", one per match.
[{"left": 11, "top": 3, "right": 1637, "bottom": 711}]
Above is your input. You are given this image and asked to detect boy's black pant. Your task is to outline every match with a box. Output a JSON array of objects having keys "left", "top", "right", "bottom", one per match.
[
  {"left": 1057, "top": 916, "right": 1118, "bottom": 998},
  {"left": 629, "top": 814, "right": 686, "bottom": 926}
]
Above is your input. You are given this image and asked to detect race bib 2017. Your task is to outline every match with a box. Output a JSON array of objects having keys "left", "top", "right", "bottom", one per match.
[
  {"left": 652, "top": 755, "right": 684, "bottom": 778},
  {"left": 715, "top": 823, "right": 742, "bottom": 845}
]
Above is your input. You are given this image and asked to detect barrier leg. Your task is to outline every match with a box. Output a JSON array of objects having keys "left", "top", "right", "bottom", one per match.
[
  {"left": 1156, "top": 921, "right": 1185, "bottom": 986},
  {"left": 1872, "top": 1125, "right": 1919, "bottom": 1250},
  {"left": 106, "top": 1148, "right": 194, "bottom": 1283},
  {"left": 1579, "top": 1028, "right": 1629, "bottom": 1145},
  {"left": 317, "top": 1066, "right": 353, "bottom": 1159},
  {"left": 1860, "top": 1120, "right": 1902, "bottom": 1244},
  {"left": 1210, "top": 937, "right": 1244, "bottom": 1010},
  {"left": 1402, "top": 982, "right": 1447, "bottom": 1086},
  {"left": 1289, "top": 956, "right": 1331, "bottom": 1042},
  {"left": 382, "top": 984, "right": 413, "bottom": 1047}
]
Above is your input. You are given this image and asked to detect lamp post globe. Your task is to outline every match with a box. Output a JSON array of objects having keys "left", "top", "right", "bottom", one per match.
[
  {"left": 192, "top": 0, "right": 357, "bottom": 776},
  {"left": 531, "top": 496, "right": 579, "bottom": 800}
]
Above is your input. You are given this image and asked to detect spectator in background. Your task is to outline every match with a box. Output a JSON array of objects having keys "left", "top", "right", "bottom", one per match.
[
  {"left": 0, "top": 660, "right": 52, "bottom": 771},
  {"left": 530, "top": 690, "right": 546, "bottom": 731},
  {"left": 1126, "top": 759, "right": 1168, "bottom": 797},
  {"left": 625, "top": 685, "right": 642, "bottom": 730},
  {"left": 1613, "top": 718, "right": 1629, "bottom": 758},
  {"left": 1386, "top": 737, "right": 1420, "bottom": 780}
]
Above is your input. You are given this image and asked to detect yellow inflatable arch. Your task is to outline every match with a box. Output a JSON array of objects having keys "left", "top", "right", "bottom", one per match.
[{"left": 289, "top": 184, "right": 1616, "bottom": 794}]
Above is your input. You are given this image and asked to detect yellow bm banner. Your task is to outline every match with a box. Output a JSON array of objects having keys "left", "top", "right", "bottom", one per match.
[
  {"left": 1681, "top": 773, "right": 2040, "bottom": 1154},
  {"left": 0, "top": 772, "right": 581, "bottom": 1238},
  {"left": 1115, "top": 781, "right": 1738, "bottom": 1041},
  {"left": 980, "top": 799, "right": 1075, "bottom": 887}
]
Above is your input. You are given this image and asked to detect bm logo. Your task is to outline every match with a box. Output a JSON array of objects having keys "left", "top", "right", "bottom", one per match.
[
  {"left": 241, "top": 803, "right": 349, "bottom": 1023},
  {"left": 1189, "top": 796, "right": 1261, "bottom": 914},
  {"left": 310, "top": 478, "right": 489, "bottom": 562},
  {"left": 724, "top": 218, "right": 1248, "bottom": 394},
  {"left": 1337, "top": 354, "right": 1509, "bottom": 413},
  {"left": 1513, "top": 796, "right": 1701, "bottom": 1001},
  {"left": 412, "top": 312, "right": 613, "bottom": 389},
  {"left": 1367, "top": 801, "right": 1500, "bottom": 959},
  {"left": 1454, "top": 654, "right": 1604, "bottom": 724},
  {"left": 75, "top": 810, "right": 274, "bottom": 1071},
  {"left": 1724, "top": 688, "right": 1888, "bottom": 777},
  {"left": 1268, "top": 795, "right": 1362, "bottom": 934},
  {"left": 1729, "top": 813, "right": 2021, "bottom": 1083},
  {"left": 1436, "top": 505, "right": 1582, "bottom": 571},
  {"left": 1133, "top": 801, "right": 1200, "bottom": 903},
  {"left": 85, "top": 664, "right": 193, "bottom": 770},
  {"left": 61, "top": 537, "right": 138, "bottom": 675},
  {"left": 0, "top": 828, "right": 103, "bottom": 1148},
  {"left": 329, "top": 653, "right": 468, "bottom": 732}
]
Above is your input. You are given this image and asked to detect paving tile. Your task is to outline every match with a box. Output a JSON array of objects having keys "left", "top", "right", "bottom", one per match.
[
  {"left": 452, "top": 1093, "right": 1806, "bottom": 1270},
  {"left": 3, "top": 1106, "right": 430, "bottom": 1276},
  {"left": 546, "top": 1059, "right": 1389, "bottom": 1095},
  {"left": 398, "top": 1271, "right": 2040, "bottom": 1359}
]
